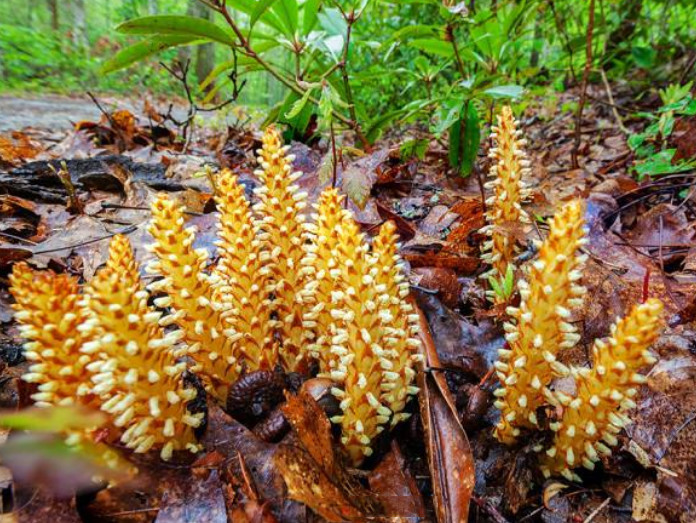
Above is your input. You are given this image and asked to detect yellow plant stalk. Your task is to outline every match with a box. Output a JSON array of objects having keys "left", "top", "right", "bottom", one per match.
[
  {"left": 481, "top": 105, "right": 531, "bottom": 302},
  {"left": 370, "top": 221, "right": 422, "bottom": 426},
  {"left": 253, "top": 126, "right": 314, "bottom": 371},
  {"left": 493, "top": 199, "right": 588, "bottom": 444},
  {"left": 212, "top": 169, "right": 277, "bottom": 371},
  {"left": 9, "top": 264, "right": 96, "bottom": 408},
  {"left": 540, "top": 299, "right": 663, "bottom": 481},
  {"left": 146, "top": 195, "right": 240, "bottom": 401},
  {"left": 328, "top": 216, "right": 421, "bottom": 464},
  {"left": 301, "top": 188, "right": 353, "bottom": 371},
  {"left": 82, "top": 235, "right": 202, "bottom": 460}
]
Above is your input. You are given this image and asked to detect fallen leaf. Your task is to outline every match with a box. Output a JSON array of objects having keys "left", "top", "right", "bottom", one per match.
[
  {"left": 413, "top": 297, "right": 475, "bottom": 522},
  {"left": 155, "top": 469, "right": 227, "bottom": 523},
  {"left": 341, "top": 149, "right": 389, "bottom": 209},
  {"left": 275, "top": 390, "right": 379, "bottom": 521},
  {"left": 368, "top": 441, "right": 427, "bottom": 519}
]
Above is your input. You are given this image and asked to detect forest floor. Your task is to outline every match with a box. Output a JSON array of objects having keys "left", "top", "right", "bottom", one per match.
[{"left": 0, "top": 84, "right": 695, "bottom": 522}]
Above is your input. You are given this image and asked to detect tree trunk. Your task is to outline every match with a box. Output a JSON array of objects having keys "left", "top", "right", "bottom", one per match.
[
  {"left": 194, "top": 3, "right": 216, "bottom": 91},
  {"left": 148, "top": 0, "right": 159, "bottom": 15},
  {"left": 71, "top": 0, "right": 88, "bottom": 48},
  {"left": 47, "top": 0, "right": 59, "bottom": 30}
]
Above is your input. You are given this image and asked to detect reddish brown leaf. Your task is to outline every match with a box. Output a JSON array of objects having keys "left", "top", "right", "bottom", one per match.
[
  {"left": 412, "top": 267, "right": 462, "bottom": 308},
  {"left": 0, "top": 132, "right": 42, "bottom": 167},
  {"left": 280, "top": 390, "right": 336, "bottom": 475},
  {"left": 413, "top": 298, "right": 474, "bottom": 523},
  {"left": 274, "top": 445, "right": 366, "bottom": 523},
  {"left": 275, "top": 390, "right": 379, "bottom": 521},
  {"left": 368, "top": 441, "right": 426, "bottom": 519}
]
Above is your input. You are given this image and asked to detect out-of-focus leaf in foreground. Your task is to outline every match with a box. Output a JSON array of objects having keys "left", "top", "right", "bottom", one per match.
[
  {"left": 0, "top": 434, "right": 132, "bottom": 497},
  {"left": 0, "top": 405, "right": 106, "bottom": 432}
]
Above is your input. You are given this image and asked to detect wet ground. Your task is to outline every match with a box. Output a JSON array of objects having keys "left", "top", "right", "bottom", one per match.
[
  {"left": 0, "top": 95, "right": 193, "bottom": 132},
  {"left": 0, "top": 95, "right": 117, "bottom": 131}
]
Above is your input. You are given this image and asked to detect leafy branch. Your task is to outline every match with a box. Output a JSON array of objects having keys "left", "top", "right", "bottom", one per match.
[{"left": 202, "top": 0, "right": 370, "bottom": 148}]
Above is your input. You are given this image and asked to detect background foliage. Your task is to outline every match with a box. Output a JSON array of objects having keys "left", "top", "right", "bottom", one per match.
[{"left": 1, "top": 0, "right": 695, "bottom": 153}]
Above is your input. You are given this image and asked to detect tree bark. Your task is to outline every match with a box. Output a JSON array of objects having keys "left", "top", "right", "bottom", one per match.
[
  {"left": 194, "top": 3, "right": 216, "bottom": 91},
  {"left": 148, "top": 0, "right": 159, "bottom": 15},
  {"left": 47, "top": 0, "right": 59, "bottom": 30},
  {"left": 71, "top": 0, "right": 88, "bottom": 48}
]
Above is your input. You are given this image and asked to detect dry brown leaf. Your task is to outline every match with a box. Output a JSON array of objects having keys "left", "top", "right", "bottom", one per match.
[{"left": 0, "top": 132, "right": 42, "bottom": 167}]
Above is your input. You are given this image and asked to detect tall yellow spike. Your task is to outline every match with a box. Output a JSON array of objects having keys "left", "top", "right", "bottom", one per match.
[
  {"left": 253, "top": 126, "right": 314, "bottom": 371},
  {"left": 212, "top": 169, "right": 277, "bottom": 371},
  {"left": 9, "top": 264, "right": 97, "bottom": 408},
  {"left": 480, "top": 105, "right": 531, "bottom": 302},
  {"left": 146, "top": 194, "right": 238, "bottom": 401},
  {"left": 540, "top": 299, "right": 663, "bottom": 481},
  {"left": 301, "top": 188, "right": 352, "bottom": 370},
  {"left": 494, "top": 199, "right": 588, "bottom": 444},
  {"left": 82, "top": 235, "right": 202, "bottom": 460},
  {"left": 370, "top": 221, "right": 422, "bottom": 426}
]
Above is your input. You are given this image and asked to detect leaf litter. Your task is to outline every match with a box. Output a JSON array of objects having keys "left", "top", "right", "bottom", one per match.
[{"left": 1, "top": 89, "right": 696, "bottom": 522}]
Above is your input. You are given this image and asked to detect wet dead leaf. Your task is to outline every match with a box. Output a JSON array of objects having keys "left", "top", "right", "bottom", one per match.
[
  {"left": 202, "top": 404, "right": 305, "bottom": 522},
  {"left": 155, "top": 469, "right": 227, "bottom": 523},
  {"left": 413, "top": 297, "right": 474, "bottom": 522},
  {"left": 341, "top": 148, "right": 389, "bottom": 209},
  {"left": 368, "top": 441, "right": 426, "bottom": 520},
  {"left": 412, "top": 267, "right": 461, "bottom": 308},
  {"left": 0, "top": 132, "right": 42, "bottom": 167},
  {"left": 274, "top": 445, "right": 366, "bottom": 523},
  {"left": 275, "top": 390, "right": 379, "bottom": 521},
  {"left": 8, "top": 488, "right": 82, "bottom": 523}
]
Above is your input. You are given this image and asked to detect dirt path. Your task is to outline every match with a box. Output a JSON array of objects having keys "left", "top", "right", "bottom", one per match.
[
  {"left": 0, "top": 95, "right": 115, "bottom": 132},
  {"left": 0, "top": 94, "right": 201, "bottom": 133}
]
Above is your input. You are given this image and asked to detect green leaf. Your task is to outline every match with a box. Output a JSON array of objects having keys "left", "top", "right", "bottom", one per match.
[
  {"left": 101, "top": 35, "right": 201, "bottom": 73},
  {"left": 487, "top": 275, "right": 503, "bottom": 298},
  {"left": 448, "top": 102, "right": 481, "bottom": 177},
  {"left": 318, "top": 8, "right": 348, "bottom": 36},
  {"left": 117, "top": 15, "right": 235, "bottom": 46},
  {"left": 409, "top": 38, "right": 453, "bottom": 57},
  {"left": 318, "top": 84, "right": 334, "bottom": 129},
  {"left": 302, "top": 0, "right": 321, "bottom": 34},
  {"left": 432, "top": 98, "right": 465, "bottom": 137},
  {"left": 0, "top": 406, "right": 106, "bottom": 432},
  {"left": 627, "top": 132, "right": 647, "bottom": 151},
  {"left": 272, "top": 0, "right": 299, "bottom": 36},
  {"left": 633, "top": 149, "right": 695, "bottom": 180},
  {"left": 503, "top": 263, "right": 515, "bottom": 296},
  {"left": 631, "top": 46, "right": 656, "bottom": 69},
  {"left": 483, "top": 84, "right": 524, "bottom": 99},
  {"left": 250, "top": 0, "right": 280, "bottom": 32},
  {"left": 400, "top": 139, "right": 429, "bottom": 160},
  {"left": 285, "top": 88, "right": 313, "bottom": 119}
]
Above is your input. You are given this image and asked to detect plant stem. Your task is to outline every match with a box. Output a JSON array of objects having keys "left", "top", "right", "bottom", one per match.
[
  {"left": 571, "top": 0, "right": 595, "bottom": 169},
  {"left": 211, "top": 0, "right": 370, "bottom": 148},
  {"left": 446, "top": 24, "right": 467, "bottom": 79}
]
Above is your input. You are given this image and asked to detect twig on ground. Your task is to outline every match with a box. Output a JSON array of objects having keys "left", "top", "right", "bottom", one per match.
[
  {"left": 599, "top": 69, "right": 628, "bottom": 134},
  {"left": 582, "top": 497, "right": 611, "bottom": 523}
]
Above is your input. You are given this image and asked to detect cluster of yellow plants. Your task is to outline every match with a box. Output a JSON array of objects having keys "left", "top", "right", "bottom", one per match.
[
  {"left": 483, "top": 107, "right": 663, "bottom": 481},
  {"left": 10, "top": 126, "right": 422, "bottom": 465}
]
